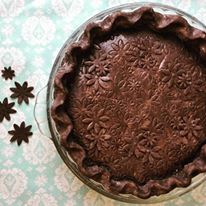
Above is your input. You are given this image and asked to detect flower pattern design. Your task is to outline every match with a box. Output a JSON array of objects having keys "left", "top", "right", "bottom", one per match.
[
  {"left": 84, "top": 52, "right": 110, "bottom": 76},
  {"left": 109, "top": 39, "right": 130, "bottom": 61},
  {"left": 160, "top": 60, "right": 195, "bottom": 91},
  {"left": 108, "top": 75, "right": 127, "bottom": 97},
  {"left": 77, "top": 66, "right": 90, "bottom": 87},
  {"left": 134, "top": 131, "right": 161, "bottom": 164},
  {"left": 1, "top": 66, "right": 15, "bottom": 80},
  {"left": 134, "top": 51, "right": 157, "bottom": 70},
  {"left": 8, "top": 121, "right": 33, "bottom": 146},
  {"left": 10, "top": 81, "right": 34, "bottom": 104},
  {"left": 160, "top": 62, "right": 177, "bottom": 88},
  {"left": 111, "top": 112, "right": 137, "bottom": 137},
  {"left": 127, "top": 78, "right": 141, "bottom": 92},
  {"left": 79, "top": 50, "right": 112, "bottom": 91},
  {"left": 82, "top": 106, "right": 109, "bottom": 134},
  {"left": 130, "top": 36, "right": 165, "bottom": 70},
  {"left": 85, "top": 73, "right": 112, "bottom": 91},
  {"left": 176, "top": 70, "right": 192, "bottom": 89},
  {"left": 137, "top": 36, "right": 166, "bottom": 55},
  {"left": 170, "top": 116, "right": 184, "bottom": 130},
  {"left": 69, "top": 97, "right": 92, "bottom": 120},
  {"left": 0, "top": 98, "right": 16, "bottom": 122},
  {"left": 85, "top": 129, "right": 111, "bottom": 157},
  {"left": 179, "top": 115, "right": 203, "bottom": 139}
]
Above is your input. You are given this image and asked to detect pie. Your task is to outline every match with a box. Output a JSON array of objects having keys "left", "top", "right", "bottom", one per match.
[{"left": 51, "top": 7, "right": 206, "bottom": 198}]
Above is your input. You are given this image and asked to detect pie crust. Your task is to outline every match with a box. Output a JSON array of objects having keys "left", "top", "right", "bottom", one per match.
[{"left": 51, "top": 7, "right": 206, "bottom": 198}]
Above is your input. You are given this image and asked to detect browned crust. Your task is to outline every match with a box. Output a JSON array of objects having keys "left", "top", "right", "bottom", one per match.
[{"left": 51, "top": 7, "right": 206, "bottom": 198}]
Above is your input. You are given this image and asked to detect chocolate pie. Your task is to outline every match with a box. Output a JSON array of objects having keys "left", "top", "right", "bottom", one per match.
[{"left": 51, "top": 7, "right": 206, "bottom": 198}]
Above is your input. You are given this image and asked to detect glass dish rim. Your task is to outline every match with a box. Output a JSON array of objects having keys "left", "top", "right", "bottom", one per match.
[{"left": 46, "top": 2, "right": 206, "bottom": 204}]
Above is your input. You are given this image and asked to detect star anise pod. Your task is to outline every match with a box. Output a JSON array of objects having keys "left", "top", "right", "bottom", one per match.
[
  {"left": 9, "top": 121, "right": 33, "bottom": 146},
  {"left": 1, "top": 66, "right": 15, "bottom": 80},
  {"left": 0, "top": 98, "right": 16, "bottom": 122},
  {"left": 10, "top": 81, "right": 34, "bottom": 104}
]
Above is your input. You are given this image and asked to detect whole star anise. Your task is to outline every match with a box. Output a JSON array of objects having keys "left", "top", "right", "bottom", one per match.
[
  {"left": 1, "top": 66, "right": 15, "bottom": 80},
  {"left": 0, "top": 98, "right": 16, "bottom": 122},
  {"left": 9, "top": 121, "right": 33, "bottom": 146},
  {"left": 10, "top": 81, "right": 34, "bottom": 104}
]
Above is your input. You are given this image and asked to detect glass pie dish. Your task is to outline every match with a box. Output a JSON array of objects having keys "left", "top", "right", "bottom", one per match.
[{"left": 34, "top": 2, "right": 206, "bottom": 204}]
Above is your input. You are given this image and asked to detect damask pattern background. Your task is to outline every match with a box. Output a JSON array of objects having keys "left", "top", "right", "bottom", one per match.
[{"left": 0, "top": 0, "right": 206, "bottom": 206}]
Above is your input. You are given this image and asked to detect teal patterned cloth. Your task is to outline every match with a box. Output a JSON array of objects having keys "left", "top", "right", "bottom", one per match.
[{"left": 0, "top": 0, "right": 206, "bottom": 206}]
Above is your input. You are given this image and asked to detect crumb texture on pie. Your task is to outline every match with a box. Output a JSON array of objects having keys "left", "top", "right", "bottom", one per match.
[{"left": 51, "top": 7, "right": 206, "bottom": 198}]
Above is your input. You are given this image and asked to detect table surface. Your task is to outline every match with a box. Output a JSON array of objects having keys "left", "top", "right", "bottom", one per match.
[{"left": 0, "top": 0, "right": 206, "bottom": 205}]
